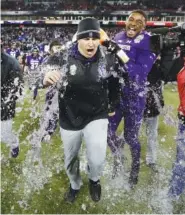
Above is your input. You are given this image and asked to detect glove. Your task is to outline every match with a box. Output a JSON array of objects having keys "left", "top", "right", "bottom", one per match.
[
  {"left": 101, "top": 40, "right": 120, "bottom": 53},
  {"left": 101, "top": 40, "right": 129, "bottom": 64}
]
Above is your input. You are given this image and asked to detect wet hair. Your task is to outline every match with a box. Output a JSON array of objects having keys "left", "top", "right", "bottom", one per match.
[
  {"left": 49, "top": 40, "right": 61, "bottom": 51},
  {"left": 130, "top": 10, "right": 147, "bottom": 22}
]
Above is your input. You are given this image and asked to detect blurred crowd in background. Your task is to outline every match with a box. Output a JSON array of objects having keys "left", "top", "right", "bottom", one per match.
[
  {"left": 1, "top": 26, "right": 120, "bottom": 64},
  {"left": 1, "top": 0, "right": 185, "bottom": 11}
]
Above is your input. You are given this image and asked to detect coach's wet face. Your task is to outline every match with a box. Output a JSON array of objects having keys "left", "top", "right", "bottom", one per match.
[
  {"left": 78, "top": 37, "right": 100, "bottom": 58},
  {"left": 126, "top": 12, "right": 146, "bottom": 38}
]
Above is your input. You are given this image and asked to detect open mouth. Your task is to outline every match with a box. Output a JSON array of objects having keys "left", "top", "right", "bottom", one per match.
[
  {"left": 127, "top": 27, "right": 137, "bottom": 35},
  {"left": 87, "top": 48, "right": 94, "bottom": 54}
]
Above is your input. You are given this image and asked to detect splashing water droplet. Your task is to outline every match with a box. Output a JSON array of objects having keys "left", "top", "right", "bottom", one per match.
[
  {"left": 15, "top": 107, "right": 23, "bottom": 113},
  {"left": 161, "top": 137, "right": 166, "bottom": 142},
  {"left": 81, "top": 203, "right": 86, "bottom": 211}
]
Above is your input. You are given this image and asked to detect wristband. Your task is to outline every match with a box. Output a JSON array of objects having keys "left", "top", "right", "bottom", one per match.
[{"left": 116, "top": 49, "right": 130, "bottom": 64}]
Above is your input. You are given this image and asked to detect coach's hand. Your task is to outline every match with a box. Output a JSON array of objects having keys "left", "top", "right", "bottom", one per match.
[{"left": 43, "top": 71, "right": 61, "bottom": 86}]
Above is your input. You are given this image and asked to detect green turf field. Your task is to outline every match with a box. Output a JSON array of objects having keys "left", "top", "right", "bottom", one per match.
[{"left": 1, "top": 84, "right": 185, "bottom": 214}]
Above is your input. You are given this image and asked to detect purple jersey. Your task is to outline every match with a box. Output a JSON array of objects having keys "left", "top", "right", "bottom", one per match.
[
  {"left": 114, "top": 31, "right": 156, "bottom": 90},
  {"left": 108, "top": 31, "right": 157, "bottom": 183},
  {"left": 17, "top": 34, "right": 25, "bottom": 41},
  {"left": 26, "top": 55, "right": 43, "bottom": 70},
  {"left": 6, "top": 48, "right": 20, "bottom": 59}
]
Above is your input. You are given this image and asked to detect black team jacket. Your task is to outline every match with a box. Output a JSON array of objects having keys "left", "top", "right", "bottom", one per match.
[
  {"left": 39, "top": 44, "right": 121, "bottom": 130},
  {"left": 144, "top": 59, "right": 164, "bottom": 118},
  {"left": 1, "top": 52, "right": 23, "bottom": 121}
]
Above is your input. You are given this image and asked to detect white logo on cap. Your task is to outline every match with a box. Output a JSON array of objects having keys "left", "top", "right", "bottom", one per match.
[{"left": 89, "top": 32, "right": 93, "bottom": 37}]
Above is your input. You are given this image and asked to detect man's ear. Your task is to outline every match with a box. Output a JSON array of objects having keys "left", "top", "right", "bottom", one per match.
[{"left": 142, "top": 24, "right": 146, "bottom": 30}]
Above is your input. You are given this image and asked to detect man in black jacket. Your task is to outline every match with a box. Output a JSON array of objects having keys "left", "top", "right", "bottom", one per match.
[
  {"left": 143, "top": 57, "right": 164, "bottom": 172},
  {"left": 40, "top": 39, "right": 120, "bottom": 141},
  {"left": 1, "top": 49, "right": 23, "bottom": 158},
  {"left": 41, "top": 18, "right": 119, "bottom": 203}
]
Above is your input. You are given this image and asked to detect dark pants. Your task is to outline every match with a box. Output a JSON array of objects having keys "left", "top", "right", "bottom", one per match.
[
  {"left": 42, "top": 87, "right": 59, "bottom": 139},
  {"left": 169, "top": 120, "right": 185, "bottom": 199},
  {"left": 33, "top": 87, "right": 38, "bottom": 100}
]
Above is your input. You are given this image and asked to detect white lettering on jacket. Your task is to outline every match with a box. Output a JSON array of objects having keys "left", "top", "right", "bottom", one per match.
[{"left": 118, "top": 44, "right": 131, "bottom": 51}]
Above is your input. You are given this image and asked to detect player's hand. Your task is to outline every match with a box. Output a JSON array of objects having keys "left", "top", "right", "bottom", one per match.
[
  {"left": 43, "top": 70, "right": 61, "bottom": 86},
  {"left": 101, "top": 40, "right": 120, "bottom": 53},
  {"left": 101, "top": 40, "right": 129, "bottom": 63}
]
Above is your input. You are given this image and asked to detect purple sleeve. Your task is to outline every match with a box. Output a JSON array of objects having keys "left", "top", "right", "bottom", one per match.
[
  {"left": 125, "top": 38, "right": 156, "bottom": 80},
  {"left": 114, "top": 32, "right": 156, "bottom": 83}
]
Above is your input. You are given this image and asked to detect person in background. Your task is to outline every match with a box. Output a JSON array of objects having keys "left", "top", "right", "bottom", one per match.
[
  {"left": 1, "top": 43, "right": 23, "bottom": 158},
  {"left": 26, "top": 46, "right": 43, "bottom": 72},
  {"left": 40, "top": 39, "right": 63, "bottom": 142},
  {"left": 25, "top": 47, "right": 43, "bottom": 100},
  {"left": 143, "top": 56, "right": 164, "bottom": 172},
  {"left": 6, "top": 41, "right": 20, "bottom": 59},
  {"left": 168, "top": 54, "right": 185, "bottom": 202},
  {"left": 17, "top": 53, "right": 26, "bottom": 72}
]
